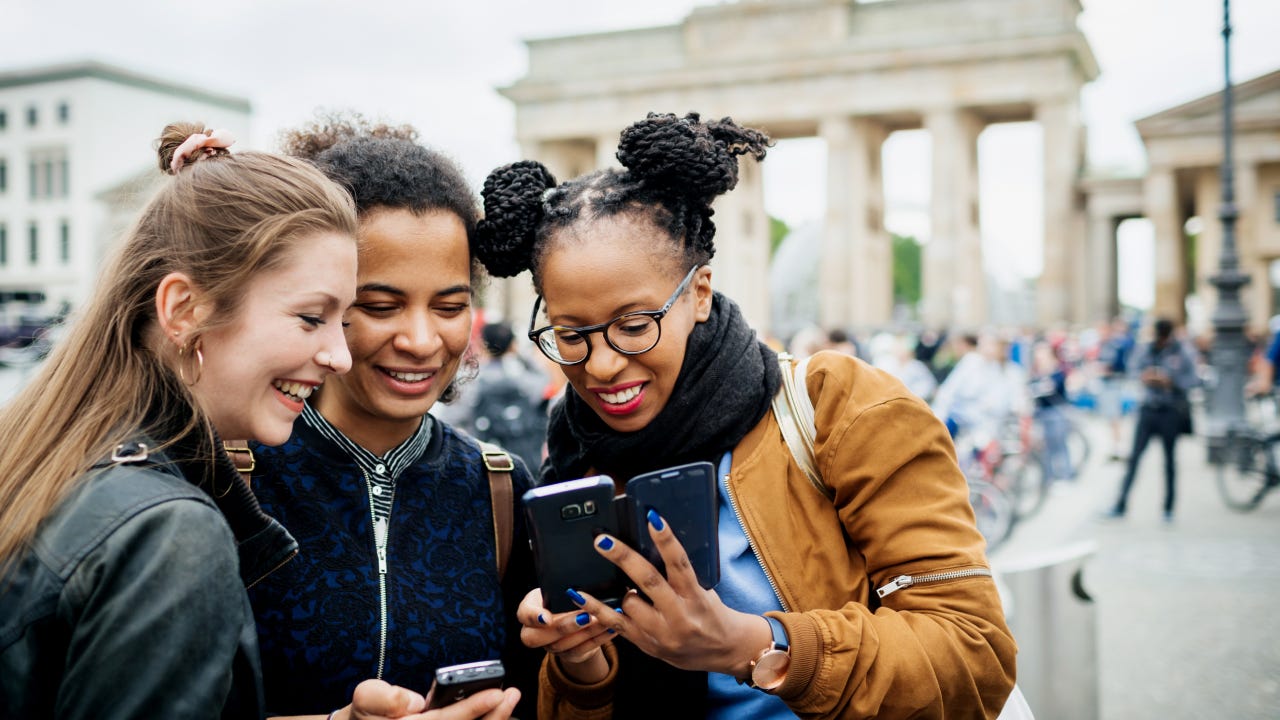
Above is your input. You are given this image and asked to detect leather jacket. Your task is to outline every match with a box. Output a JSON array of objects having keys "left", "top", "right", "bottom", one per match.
[
  {"left": 540, "top": 351, "right": 1017, "bottom": 719},
  {"left": 0, "top": 432, "right": 297, "bottom": 720}
]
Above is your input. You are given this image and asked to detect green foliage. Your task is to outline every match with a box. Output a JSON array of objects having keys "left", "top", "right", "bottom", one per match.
[
  {"left": 769, "top": 216, "right": 790, "bottom": 257},
  {"left": 893, "top": 233, "right": 922, "bottom": 306}
]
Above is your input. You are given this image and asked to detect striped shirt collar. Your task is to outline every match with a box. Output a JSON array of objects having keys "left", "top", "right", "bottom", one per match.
[{"left": 300, "top": 401, "right": 433, "bottom": 483}]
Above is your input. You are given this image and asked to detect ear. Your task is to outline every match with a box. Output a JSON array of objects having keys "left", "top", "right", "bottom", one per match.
[
  {"left": 691, "top": 265, "right": 714, "bottom": 322},
  {"left": 155, "top": 272, "right": 212, "bottom": 347}
]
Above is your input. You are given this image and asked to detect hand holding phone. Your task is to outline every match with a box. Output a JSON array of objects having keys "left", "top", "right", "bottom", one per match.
[
  {"left": 620, "top": 461, "right": 719, "bottom": 590},
  {"left": 424, "top": 659, "right": 506, "bottom": 710}
]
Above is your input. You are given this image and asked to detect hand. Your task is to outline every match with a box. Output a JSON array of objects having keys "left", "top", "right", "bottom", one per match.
[
  {"left": 572, "top": 511, "right": 770, "bottom": 678},
  {"left": 516, "top": 587, "right": 614, "bottom": 683},
  {"left": 339, "top": 678, "right": 520, "bottom": 720}
]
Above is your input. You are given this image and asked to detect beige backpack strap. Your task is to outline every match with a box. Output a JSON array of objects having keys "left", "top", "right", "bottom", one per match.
[
  {"left": 479, "top": 442, "right": 515, "bottom": 580},
  {"left": 772, "top": 353, "right": 833, "bottom": 500},
  {"left": 222, "top": 440, "right": 256, "bottom": 484}
]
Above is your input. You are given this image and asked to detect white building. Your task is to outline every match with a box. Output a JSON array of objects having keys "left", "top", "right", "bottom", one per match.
[{"left": 0, "top": 61, "right": 251, "bottom": 317}]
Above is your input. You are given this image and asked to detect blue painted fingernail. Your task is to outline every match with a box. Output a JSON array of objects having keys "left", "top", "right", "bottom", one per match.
[
  {"left": 607, "top": 628, "right": 616, "bottom": 634},
  {"left": 575, "top": 612, "right": 590, "bottom": 626},
  {"left": 647, "top": 509, "right": 664, "bottom": 531},
  {"left": 566, "top": 588, "right": 586, "bottom": 606},
  {"left": 537, "top": 613, "right": 547, "bottom": 625},
  {"left": 596, "top": 535, "right": 614, "bottom": 551},
  {"left": 615, "top": 607, "right": 625, "bottom": 614}
]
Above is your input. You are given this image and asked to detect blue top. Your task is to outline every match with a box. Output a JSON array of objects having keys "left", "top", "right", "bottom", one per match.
[
  {"left": 706, "top": 452, "right": 794, "bottom": 720},
  {"left": 247, "top": 408, "right": 540, "bottom": 716}
]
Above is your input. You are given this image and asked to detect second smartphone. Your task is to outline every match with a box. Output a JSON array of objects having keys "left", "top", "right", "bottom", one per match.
[{"left": 619, "top": 460, "right": 720, "bottom": 591}]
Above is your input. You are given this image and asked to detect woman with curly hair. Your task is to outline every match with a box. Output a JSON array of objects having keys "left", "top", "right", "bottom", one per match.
[
  {"left": 474, "top": 112, "right": 1017, "bottom": 719},
  {"left": 245, "top": 114, "right": 536, "bottom": 720}
]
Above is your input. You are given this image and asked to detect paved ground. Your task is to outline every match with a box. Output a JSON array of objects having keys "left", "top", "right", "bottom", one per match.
[{"left": 990, "top": 409, "right": 1280, "bottom": 719}]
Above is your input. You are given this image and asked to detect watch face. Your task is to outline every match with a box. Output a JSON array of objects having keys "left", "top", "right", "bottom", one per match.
[{"left": 752, "top": 649, "right": 791, "bottom": 691}]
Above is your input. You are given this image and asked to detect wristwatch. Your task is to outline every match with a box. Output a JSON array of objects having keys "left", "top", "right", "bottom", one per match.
[{"left": 747, "top": 615, "right": 791, "bottom": 692}]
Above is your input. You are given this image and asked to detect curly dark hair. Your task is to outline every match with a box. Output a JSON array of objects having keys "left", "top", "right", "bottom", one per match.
[
  {"left": 280, "top": 110, "right": 482, "bottom": 402},
  {"left": 474, "top": 112, "right": 771, "bottom": 291}
]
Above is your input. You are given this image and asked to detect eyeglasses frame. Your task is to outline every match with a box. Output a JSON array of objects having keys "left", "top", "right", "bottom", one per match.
[{"left": 526, "top": 264, "right": 701, "bottom": 366}]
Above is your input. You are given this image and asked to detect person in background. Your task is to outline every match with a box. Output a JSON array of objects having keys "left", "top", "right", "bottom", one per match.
[
  {"left": 1029, "top": 340, "right": 1074, "bottom": 482},
  {"left": 459, "top": 322, "right": 550, "bottom": 470},
  {"left": 1096, "top": 316, "right": 1136, "bottom": 461},
  {"left": 1106, "top": 317, "right": 1200, "bottom": 523},
  {"left": 245, "top": 114, "right": 531, "bottom": 720},
  {"left": 0, "top": 122, "right": 389, "bottom": 718},
  {"left": 475, "top": 112, "right": 1016, "bottom": 719}
]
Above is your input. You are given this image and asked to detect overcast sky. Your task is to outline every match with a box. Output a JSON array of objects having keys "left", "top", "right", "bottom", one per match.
[{"left": 3, "top": 0, "right": 1278, "bottom": 303}]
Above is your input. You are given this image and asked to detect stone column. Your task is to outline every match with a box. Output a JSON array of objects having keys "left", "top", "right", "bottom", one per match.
[
  {"left": 1037, "top": 100, "right": 1087, "bottom": 327},
  {"left": 710, "top": 157, "right": 771, "bottom": 334},
  {"left": 1085, "top": 213, "right": 1120, "bottom": 323},
  {"left": 1144, "top": 167, "right": 1184, "bottom": 321},
  {"left": 924, "top": 109, "right": 985, "bottom": 328},
  {"left": 819, "top": 116, "right": 891, "bottom": 332}
]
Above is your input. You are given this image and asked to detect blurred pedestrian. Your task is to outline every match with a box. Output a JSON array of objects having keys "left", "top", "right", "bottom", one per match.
[
  {"left": 465, "top": 321, "right": 550, "bottom": 470},
  {"left": 1096, "top": 316, "right": 1136, "bottom": 460}
]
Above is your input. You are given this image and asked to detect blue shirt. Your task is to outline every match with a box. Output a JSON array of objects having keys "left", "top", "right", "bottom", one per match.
[{"left": 706, "top": 452, "right": 794, "bottom": 720}]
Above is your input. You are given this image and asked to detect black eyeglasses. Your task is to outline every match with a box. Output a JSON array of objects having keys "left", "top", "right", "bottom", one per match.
[{"left": 527, "top": 265, "right": 700, "bottom": 366}]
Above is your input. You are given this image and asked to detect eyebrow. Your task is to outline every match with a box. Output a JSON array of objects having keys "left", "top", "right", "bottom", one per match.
[{"left": 356, "top": 282, "right": 473, "bottom": 298}]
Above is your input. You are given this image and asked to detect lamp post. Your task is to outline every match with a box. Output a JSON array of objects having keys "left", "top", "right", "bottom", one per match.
[{"left": 1207, "top": 0, "right": 1249, "bottom": 454}]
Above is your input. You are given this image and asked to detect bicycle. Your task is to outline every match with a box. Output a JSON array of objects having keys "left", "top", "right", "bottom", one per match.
[
  {"left": 1214, "top": 424, "right": 1280, "bottom": 512},
  {"left": 953, "top": 427, "right": 1019, "bottom": 550}
]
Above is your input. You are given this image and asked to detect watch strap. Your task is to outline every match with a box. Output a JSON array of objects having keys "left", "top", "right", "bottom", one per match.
[{"left": 763, "top": 615, "right": 789, "bottom": 652}]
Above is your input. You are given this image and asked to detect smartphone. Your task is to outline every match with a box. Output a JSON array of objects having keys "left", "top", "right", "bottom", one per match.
[
  {"left": 522, "top": 475, "right": 626, "bottom": 613},
  {"left": 425, "top": 659, "right": 505, "bottom": 709},
  {"left": 621, "top": 461, "right": 720, "bottom": 590}
]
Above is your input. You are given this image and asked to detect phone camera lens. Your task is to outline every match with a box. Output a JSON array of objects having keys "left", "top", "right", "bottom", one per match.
[
  {"left": 583, "top": 500, "right": 597, "bottom": 514},
  {"left": 561, "top": 504, "right": 582, "bottom": 519}
]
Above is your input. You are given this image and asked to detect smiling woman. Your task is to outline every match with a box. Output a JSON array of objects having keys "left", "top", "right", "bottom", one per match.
[{"left": 0, "top": 121, "right": 358, "bottom": 719}]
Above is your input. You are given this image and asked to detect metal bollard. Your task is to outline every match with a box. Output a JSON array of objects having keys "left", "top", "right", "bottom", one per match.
[{"left": 995, "top": 540, "right": 1099, "bottom": 720}]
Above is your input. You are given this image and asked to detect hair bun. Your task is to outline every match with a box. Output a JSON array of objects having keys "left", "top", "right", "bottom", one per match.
[
  {"left": 475, "top": 161, "right": 557, "bottom": 278},
  {"left": 157, "top": 121, "right": 213, "bottom": 175},
  {"left": 616, "top": 112, "right": 771, "bottom": 203}
]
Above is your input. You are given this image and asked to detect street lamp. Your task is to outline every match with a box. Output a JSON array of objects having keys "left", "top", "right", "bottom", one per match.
[{"left": 1207, "top": 0, "right": 1249, "bottom": 454}]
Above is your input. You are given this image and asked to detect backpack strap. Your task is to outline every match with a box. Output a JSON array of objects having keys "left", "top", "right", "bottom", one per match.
[
  {"left": 772, "top": 353, "right": 833, "bottom": 500},
  {"left": 223, "top": 440, "right": 255, "bottom": 483},
  {"left": 479, "top": 441, "right": 515, "bottom": 580}
]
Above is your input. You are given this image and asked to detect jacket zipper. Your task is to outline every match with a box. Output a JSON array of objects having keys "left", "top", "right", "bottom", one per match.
[
  {"left": 245, "top": 548, "right": 299, "bottom": 591},
  {"left": 721, "top": 465, "right": 790, "bottom": 612},
  {"left": 362, "top": 468, "right": 395, "bottom": 679},
  {"left": 876, "top": 568, "right": 993, "bottom": 598}
]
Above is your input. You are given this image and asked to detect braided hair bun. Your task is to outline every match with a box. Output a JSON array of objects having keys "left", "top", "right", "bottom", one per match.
[
  {"left": 475, "top": 161, "right": 557, "bottom": 278},
  {"left": 616, "top": 112, "right": 770, "bottom": 203}
]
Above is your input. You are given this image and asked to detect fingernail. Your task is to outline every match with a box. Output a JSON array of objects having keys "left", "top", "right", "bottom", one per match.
[
  {"left": 615, "top": 607, "right": 625, "bottom": 614},
  {"left": 575, "top": 612, "right": 590, "bottom": 626},
  {"left": 566, "top": 588, "right": 586, "bottom": 606},
  {"left": 647, "top": 508, "right": 665, "bottom": 531},
  {"left": 596, "top": 535, "right": 614, "bottom": 551},
  {"left": 537, "top": 613, "right": 547, "bottom": 625},
  {"left": 607, "top": 628, "right": 616, "bottom": 634}
]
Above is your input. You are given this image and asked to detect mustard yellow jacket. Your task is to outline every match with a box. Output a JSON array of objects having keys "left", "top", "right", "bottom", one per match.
[{"left": 541, "top": 351, "right": 1017, "bottom": 719}]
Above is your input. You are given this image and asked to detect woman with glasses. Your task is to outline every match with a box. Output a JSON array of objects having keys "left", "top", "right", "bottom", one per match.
[{"left": 473, "top": 113, "right": 1017, "bottom": 719}]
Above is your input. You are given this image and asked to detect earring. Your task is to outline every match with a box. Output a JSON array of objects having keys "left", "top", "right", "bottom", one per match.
[{"left": 178, "top": 339, "right": 204, "bottom": 386}]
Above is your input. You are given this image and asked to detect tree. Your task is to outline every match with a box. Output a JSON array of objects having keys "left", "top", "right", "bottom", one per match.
[
  {"left": 893, "top": 233, "right": 922, "bottom": 308},
  {"left": 769, "top": 216, "right": 790, "bottom": 257}
]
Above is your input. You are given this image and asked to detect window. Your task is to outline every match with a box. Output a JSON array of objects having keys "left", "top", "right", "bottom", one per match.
[
  {"left": 57, "top": 102, "right": 69, "bottom": 124},
  {"left": 0, "top": 158, "right": 6, "bottom": 193},
  {"left": 59, "top": 220, "right": 70, "bottom": 264},
  {"left": 0, "top": 224, "right": 6, "bottom": 266},
  {"left": 0, "top": 109, "right": 7, "bottom": 130},
  {"left": 28, "top": 222, "right": 38, "bottom": 264},
  {"left": 26, "top": 148, "right": 69, "bottom": 200},
  {"left": 1274, "top": 190, "right": 1280, "bottom": 223},
  {"left": 26, "top": 105, "right": 37, "bottom": 128}
]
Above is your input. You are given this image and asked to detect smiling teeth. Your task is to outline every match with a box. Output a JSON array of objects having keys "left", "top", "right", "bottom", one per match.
[
  {"left": 273, "top": 380, "right": 315, "bottom": 401},
  {"left": 600, "top": 386, "right": 641, "bottom": 405},
  {"left": 388, "top": 370, "right": 432, "bottom": 382}
]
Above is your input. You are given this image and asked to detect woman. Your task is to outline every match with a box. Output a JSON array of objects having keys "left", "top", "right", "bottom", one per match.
[
  {"left": 474, "top": 113, "right": 1017, "bottom": 719},
  {"left": 0, "top": 123, "right": 358, "bottom": 718},
  {"left": 246, "top": 114, "right": 537, "bottom": 720}
]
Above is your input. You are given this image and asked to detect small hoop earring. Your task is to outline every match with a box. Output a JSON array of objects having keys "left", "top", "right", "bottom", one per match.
[{"left": 178, "top": 340, "right": 204, "bottom": 386}]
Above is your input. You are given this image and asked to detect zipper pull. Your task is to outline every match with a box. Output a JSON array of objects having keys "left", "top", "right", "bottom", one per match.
[
  {"left": 877, "top": 574, "right": 913, "bottom": 598},
  {"left": 375, "top": 518, "right": 389, "bottom": 575}
]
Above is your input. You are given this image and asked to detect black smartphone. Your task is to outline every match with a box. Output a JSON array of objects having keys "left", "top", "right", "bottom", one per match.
[
  {"left": 621, "top": 461, "right": 720, "bottom": 590},
  {"left": 522, "top": 475, "right": 626, "bottom": 613},
  {"left": 425, "top": 659, "right": 505, "bottom": 709}
]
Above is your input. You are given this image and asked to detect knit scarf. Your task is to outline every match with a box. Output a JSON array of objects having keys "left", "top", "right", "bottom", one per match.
[{"left": 542, "top": 291, "right": 781, "bottom": 486}]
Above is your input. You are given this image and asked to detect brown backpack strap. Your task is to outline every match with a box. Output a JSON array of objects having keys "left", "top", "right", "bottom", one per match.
[
  {"left": 479, "top": 442, "right": 515, "bottom": 580},
  {"left": 223, "top": 440, "right": 256, "bottom": 484}
]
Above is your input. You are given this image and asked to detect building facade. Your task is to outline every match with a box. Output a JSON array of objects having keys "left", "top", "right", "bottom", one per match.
[{"left": 0, "top": 61, "right": 250, "bottom": 319}]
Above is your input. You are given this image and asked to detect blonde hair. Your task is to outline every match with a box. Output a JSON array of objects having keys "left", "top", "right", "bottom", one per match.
[{"left": 0, "top": 122, "right": 357, "bottom": 573}]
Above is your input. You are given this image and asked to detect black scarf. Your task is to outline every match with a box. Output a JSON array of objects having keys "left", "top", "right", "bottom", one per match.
[
  {"left": 540, "top": 291, "right": 781, "bottom": 718},
  {"left": 542, "top": 291, "right": 781, "bottom": 486}
]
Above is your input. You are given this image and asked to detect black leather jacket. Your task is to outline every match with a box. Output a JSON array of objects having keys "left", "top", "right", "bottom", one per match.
[{"left": 0, "top": 431, "right": 297, "bottom": 720}]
